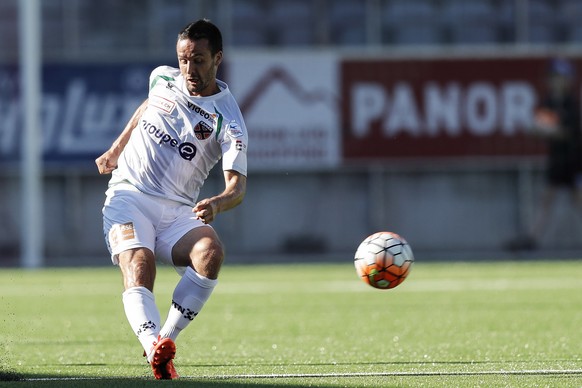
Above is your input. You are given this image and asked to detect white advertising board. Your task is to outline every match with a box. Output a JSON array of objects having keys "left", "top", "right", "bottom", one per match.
[{"left": 227, "top": 51, "right": 341, "bottom": 171}]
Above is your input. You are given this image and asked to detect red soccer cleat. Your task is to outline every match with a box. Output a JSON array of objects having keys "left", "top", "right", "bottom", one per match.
[
  {"left": 164, "top": 359, "right": 180, "bottom": 379},
  {"left": 148, "top": 337, "right": 178, "bottom": 379}
]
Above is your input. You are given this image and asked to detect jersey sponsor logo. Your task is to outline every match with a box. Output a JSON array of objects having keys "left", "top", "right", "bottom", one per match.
[
  {"left": 226, "top": 120, "right": 244, "bottom": 138},
  {"left": 187, "top": 101, "right": 217, "bottom": 124},
  {"left": 194, "top": 121, "right": 213, "bottom": 140},
  {"left": 235, "top": 139, "right": 247, "bottom": 152},
  {"left": 141, "top": 119, "right": 197, "bottom": 161},
  {"left": 178, "top": 142, "right": 197, "bottom": 161},
  {"left": 149, "top": 94, "right": 176, "bottom": 114}
]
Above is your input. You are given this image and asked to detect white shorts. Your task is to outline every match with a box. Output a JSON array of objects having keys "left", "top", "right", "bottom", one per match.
[{"left": 102, "top": 183, "right": 210, "bottom": 272}]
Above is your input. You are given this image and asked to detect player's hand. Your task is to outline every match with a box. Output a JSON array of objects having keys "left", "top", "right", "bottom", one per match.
[
  {"left": 193, "top": 199, "right": 218, "bottom": 224},
  {"left": 532, "top": 107, "right": 560, "bottom": 137},
  {"left": 95, "top": 150, "right": 119, "bottom": 174}
]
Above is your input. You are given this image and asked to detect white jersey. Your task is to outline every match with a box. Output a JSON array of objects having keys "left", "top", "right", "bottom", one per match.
[{"left": 109, "top": 66, "right": 248, "bottom": 206}]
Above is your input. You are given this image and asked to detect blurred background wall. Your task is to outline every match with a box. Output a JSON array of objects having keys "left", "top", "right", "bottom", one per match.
[{"left": 2, "top": 0, "right": 582, "bottom": 266}]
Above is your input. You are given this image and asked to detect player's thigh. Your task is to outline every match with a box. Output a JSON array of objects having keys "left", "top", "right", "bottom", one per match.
[
  {"left": 102, "top": 189, "right": 157, "bottom": 264},
  {"left": 155, "top": 203, "right": 224, "bottom": 276},
  {"left": 171, "top": 225, "right": 223, "bottom": 261}
]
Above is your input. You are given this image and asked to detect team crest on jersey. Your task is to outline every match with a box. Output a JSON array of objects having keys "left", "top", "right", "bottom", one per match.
[
  {"left": 226, "top": 120, "right": 243, "bottom": 138},
  {"left": 194, "top": 121, "right": 214, "bottom": 140}
]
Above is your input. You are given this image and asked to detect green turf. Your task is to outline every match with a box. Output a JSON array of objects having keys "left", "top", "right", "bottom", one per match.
[{"left": 1, "top": 260, "right": 581, "bottom": 387}]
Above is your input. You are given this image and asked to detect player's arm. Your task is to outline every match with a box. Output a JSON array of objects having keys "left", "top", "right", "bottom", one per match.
[
  {"left": 95, "top": 99, "right": 148, "bottom": 174},
  {"left": 193, "top": 170, "right": 247, "bottom": 224}
]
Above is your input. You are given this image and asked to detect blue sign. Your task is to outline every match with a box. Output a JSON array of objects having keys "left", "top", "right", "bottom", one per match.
[{"left": 0, "top": 63, "right": 162, "bottom": 165}]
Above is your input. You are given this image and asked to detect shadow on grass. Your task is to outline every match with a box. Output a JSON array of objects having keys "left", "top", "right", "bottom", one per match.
[
  {"left": 0, "top": 370, "right": 22, "bottom": 381},
  {"left": 0, "top": 372, "right": 317, "bottom": 388}
]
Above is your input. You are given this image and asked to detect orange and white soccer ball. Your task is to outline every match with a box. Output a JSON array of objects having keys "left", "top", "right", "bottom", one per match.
[{"left": 354, "top": 231, "right": 414, "bottom": 290}]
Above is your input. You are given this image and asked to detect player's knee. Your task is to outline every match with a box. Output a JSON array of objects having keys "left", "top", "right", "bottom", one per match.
[
  {"left": 192, "top": 237, "right": 224, "bottom": 278},
  {"left": 118, "top": 249, "right": 156, "bottom": 290},
  {"left": 194, "top": 236, "right": 224, "bottom": 262}
]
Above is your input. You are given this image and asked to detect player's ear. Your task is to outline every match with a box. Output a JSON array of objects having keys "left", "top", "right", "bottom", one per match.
[{"left": 214, "top": 50, "right": 223, "bottom": 67}]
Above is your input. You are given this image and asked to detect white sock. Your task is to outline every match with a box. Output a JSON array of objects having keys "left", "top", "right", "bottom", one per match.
[
  {"left": 122, "top": 286, "right": 161, "bottom": 356},
  {"left": 159, "top": 267, "right": 217, "bottom": 342}
]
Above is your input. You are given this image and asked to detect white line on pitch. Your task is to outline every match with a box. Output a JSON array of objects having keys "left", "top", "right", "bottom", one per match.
[
  {"left": 23, "top": 369, "right": 582, "bottom": 381},
  {"left": 197, "top": 370, "right": 582, "bottom": 379}
]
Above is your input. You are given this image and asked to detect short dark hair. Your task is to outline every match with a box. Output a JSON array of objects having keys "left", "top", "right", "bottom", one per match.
[{"left": 177, "top": 19, "right": 223, "bottom": 55}]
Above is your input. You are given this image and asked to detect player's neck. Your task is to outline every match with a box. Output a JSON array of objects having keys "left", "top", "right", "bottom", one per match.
[{"left": 192, "top": 81, "right": 221, "bottom": 97}]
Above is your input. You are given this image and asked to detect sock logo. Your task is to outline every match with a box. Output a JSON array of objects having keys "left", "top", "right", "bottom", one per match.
[
  {"left": 137, "top": 320, "right": 157, "bottom": 336},
  {"left": 172, "top": 300, "right": 198, "bottom": 321}
]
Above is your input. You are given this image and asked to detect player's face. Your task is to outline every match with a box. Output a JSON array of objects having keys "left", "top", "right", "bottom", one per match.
[{"left": 177, "top": 38, "right": 223, "bottom": 97}]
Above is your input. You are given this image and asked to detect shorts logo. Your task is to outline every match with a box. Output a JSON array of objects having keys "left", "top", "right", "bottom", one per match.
[
  {"left": 194, "top": 121, "right": 213, "bottom": 140},
  {"left": 108, "top": 222, "right": 135, "bottom": 250},
  {"left": 119, "top": 222, "right": 135, "bottom": 240}
]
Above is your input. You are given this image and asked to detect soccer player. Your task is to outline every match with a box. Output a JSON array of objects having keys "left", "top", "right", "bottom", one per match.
[
  {"left": 506, "top": 57, "right": 582, "bottom": 251},
  {"left": 96, "top": 19, "right": 248, "bottom": 379}
]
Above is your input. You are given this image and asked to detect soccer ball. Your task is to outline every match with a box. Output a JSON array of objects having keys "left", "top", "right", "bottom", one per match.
[{"left": 354, "top": 231, "right": 414, "bottom": 290}]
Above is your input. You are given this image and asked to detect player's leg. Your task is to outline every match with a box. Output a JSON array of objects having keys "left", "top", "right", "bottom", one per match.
[
  {"left": 531, "top": 185, "right": 557, "bottom": 241},
  {"left": 117, "top": 247, "right": 163, "bottom": 356},
  {"left": 117, "top": 247, "right": 179, "bottom": 379},
  {"left": 158, "top": 225, "right": 222, "bottom": 342},
  {"left": 573, "top": 187, "right": 582, "bottom": 208},
  {"left": 568, "top": 184, "right": 582, "bottom": 225},
  {"left": 103, "top": 188, "right": 163, "bottom": 361},
  {"left": 118, "top": 247, "right": 157, "bottom": 290}
]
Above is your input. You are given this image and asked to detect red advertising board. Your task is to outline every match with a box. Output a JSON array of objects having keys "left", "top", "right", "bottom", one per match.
[{"left": 341, "top": 57, "right": 579, "bottom": 160}]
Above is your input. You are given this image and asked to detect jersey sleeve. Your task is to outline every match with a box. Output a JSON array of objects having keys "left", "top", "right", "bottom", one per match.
[
  {"left": 220, "top": 117, "right": 248, "bottom": 176},
  {"left": 148, "top": 66, "right": 180, "bottom": 92}
]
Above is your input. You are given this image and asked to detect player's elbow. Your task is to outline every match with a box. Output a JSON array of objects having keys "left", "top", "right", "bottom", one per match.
[{"left": 234, "top": 184, "right": 246, "bottom": 207}]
